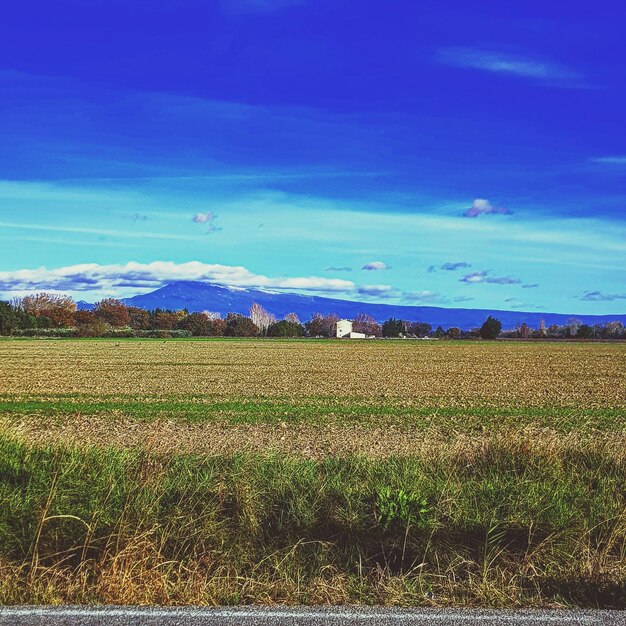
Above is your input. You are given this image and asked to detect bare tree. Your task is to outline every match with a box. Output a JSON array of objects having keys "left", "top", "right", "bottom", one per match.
[
  {"left": 203, "top": 310, "right": 222, "bottom": 321},
  {"left": 284, "top": 312, "right": 301, "bottom": 324},
  {"left": 250, "top": 303, "right": 275, "bottom": 335},
  {"left": 353, "top": 313, "right": 381, "bottom": 337}
]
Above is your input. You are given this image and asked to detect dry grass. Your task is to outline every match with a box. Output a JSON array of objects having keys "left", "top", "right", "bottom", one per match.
[{"left": 2, "top": 414, "right": 626, "bottom": 462}]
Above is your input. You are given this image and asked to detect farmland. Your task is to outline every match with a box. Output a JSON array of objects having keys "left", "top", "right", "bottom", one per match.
[{"left": 1, "top": 338, "right": 625, "bottom": 607}]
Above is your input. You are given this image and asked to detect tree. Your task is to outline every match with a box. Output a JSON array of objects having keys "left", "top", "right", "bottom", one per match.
[
  {"left": 177, "top": 312, "right": 211, "bottom": 336},
  {"left": 284, "top": 312, "right": 301, "bottom": 324},
  {"left": 267, "top": 320, "right": 305, "bottom": 337},
  {"left": 225, "top": 313, "right": 259, "bottom": 337},
  {"left": 0, "top": 301, "right": 17, "bottom": 335},
  {"left": 74, "top": 309, "right": 95, "bottom": 325},
  {"left": 211, "top": 318, "right": 227, "bottom": 336},
  {"left": 20, "top": 293, "right": 76, "bottom": 328},
  {"left": 250, "top": 303, "right": 275, "bottom": 335},
  {"left": 305, "top": 313, "right": 339, "bottom": 338},
  {"left": 576, "top": 324, "right": 593, "bottom": 339},
  {"left": 353, "top": 313, "right": 382, "bottom": 337},
  {"left": 128, "top": 307, "right": 151, "bottom": 330},
  {"left": 479, "top": 316, "right": 502, "bottom": 340},
  {"left": 407, "top": 321, "right": 432, "bottom": 338},
  {"left": 382, "top": 318, "right": 405, "bottom": 338},
  {"left": 203, "top": 311, "right": 222, "bottom": 321},
  {"left": 150, "top": 309, "right": 180, "bottom": 330},
  {"left": 94, "top": 299, "right": 131, "bottom": 327},
  {"left": 605, "top": 321, "right": 625, "bottom": 338},
  {"left": 446, "top": 327, "right": 461, "bottom": 339},
  {"left": 434, "top": 325, "right": 444, "bottom": 338},
  {"left": 566, "top": 318, "right": 582, "bottom": 338}
]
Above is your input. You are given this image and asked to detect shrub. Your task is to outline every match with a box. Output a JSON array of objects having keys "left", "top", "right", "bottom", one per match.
[{"left": 13, "top": 327, "right": 78, "bottom": 338}]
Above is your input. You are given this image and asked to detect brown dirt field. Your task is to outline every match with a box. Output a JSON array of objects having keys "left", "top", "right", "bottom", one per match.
[{"left": 1, "top": 339, "right": 625, "bottom": 409}]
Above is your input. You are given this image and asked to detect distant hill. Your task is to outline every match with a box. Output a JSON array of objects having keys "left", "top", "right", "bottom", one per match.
[{"left": 78, "top": 281, "right": 626, "bottom": 331}]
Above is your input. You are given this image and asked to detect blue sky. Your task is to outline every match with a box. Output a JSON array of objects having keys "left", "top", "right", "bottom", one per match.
[{"left": 0, "top": 0, "right": 625, "bottom": 313}]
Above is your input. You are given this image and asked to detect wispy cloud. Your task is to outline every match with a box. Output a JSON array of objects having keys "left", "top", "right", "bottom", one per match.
[
  {"left": 441, "top": 261, "right": 471, "bottom": 271},
  {"left": 362, "top": 261, "right": 389, "bottom": 271},
  {"left": 460, "top": 270, "right": 521, "bottom": 285},
  {"left": 357, "top": 284, "right": 396, "bottom": 297},
  {"left": 463, "top": 198, "right": 511, "bottom": 218},
  {"left": 0, "top": 221, "right": 207, "bottom": 242},
  {"left": 581, "top": 290, "right": 626, "bottom": 302},
  {"left": 325, "top": 266, "right": 352, "bottom": 272},
  {"left": 403, "top": 290, "right": 442, "bottom": 304},
  {"left": 438, "top": 48, "right": 582, "bottom": 84},
  {"left": 522, "top": 283, "right": 539, "bottom": 289},
  {"left": 505, "top": 297, "right": 526, "bottom": 309},
  {"left": 591, "top": 156, "right": 626, "bottom": 165}
]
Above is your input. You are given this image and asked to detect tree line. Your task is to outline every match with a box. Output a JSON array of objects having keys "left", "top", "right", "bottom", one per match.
[{"left": 0, "top": 293, "right": 624, "bottom": 339}]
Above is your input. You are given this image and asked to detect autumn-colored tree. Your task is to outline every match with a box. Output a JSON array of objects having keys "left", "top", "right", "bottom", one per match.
[
  {"left": 128, "top": 306, "right": 151, "bottom": 330},
  {"left": 225, "top": 313, "right": 259, "bottom": 337},
  {"left": 20, "top": 293, "right": 77, "bottom": 328},
  {"left": 211, "top": 318, "right": 227, "bottom": 336},
  {"left": 94, "top": 299, "right": 131, "bottom": 327},
  {"left": 447, "top": 326, "right": 461, "bottom": 339},
  {"left": 177, "top": 312, "right": 214, "bottom": 336},
  {"left": 150, "top": 309, "right": 180, "bottom": 330},
  {"left": 352, "top": 313, "right": 382, "bottom": 337},
  {"left": 74, "top": 309, "right": 94, "bottom": 325}
]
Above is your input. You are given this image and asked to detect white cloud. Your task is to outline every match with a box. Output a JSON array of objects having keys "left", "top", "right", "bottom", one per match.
[
  {"left": 362, "top": 260, "right": 389, "bottom": 271},
  {"left": 0, "top": 261, "right": 357, "bottom": 296},
  {"left": 463, "top": 198, "right": 511, "bottom": 218},
  {"left": 192, "top": 211, "right": 222, "bottom": 233},
  {"left": 192, "top": 211, "right": 216, "bottom": 224}
]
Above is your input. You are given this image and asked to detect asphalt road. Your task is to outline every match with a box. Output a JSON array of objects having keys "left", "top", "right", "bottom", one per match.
[{"left": 0, "top": 607, "right": 624, "bottom": 626}]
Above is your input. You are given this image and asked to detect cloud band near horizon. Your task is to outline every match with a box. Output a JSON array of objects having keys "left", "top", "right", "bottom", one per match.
[{"left": 0, "top": 261, "right": 392, "bottom": 299}]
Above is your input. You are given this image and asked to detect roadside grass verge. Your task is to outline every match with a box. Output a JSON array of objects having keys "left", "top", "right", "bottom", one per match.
[{"left": 1, "top": 436, "right": 625, "bottom": 607}]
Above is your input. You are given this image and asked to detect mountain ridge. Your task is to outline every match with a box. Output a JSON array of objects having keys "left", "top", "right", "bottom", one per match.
[{"left": 81, "top": 281, "right": 626, "bottom": 331}]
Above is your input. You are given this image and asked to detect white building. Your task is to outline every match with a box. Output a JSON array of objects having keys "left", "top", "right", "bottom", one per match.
[{"left": 336, "top": 319, "right": 367, "bottom": 339}]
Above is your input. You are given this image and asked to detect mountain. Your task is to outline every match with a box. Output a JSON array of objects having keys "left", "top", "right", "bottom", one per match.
[{"left": 107, "top": 281, "right": 626, "bottom": 330}]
